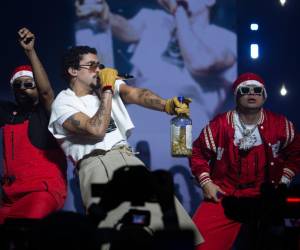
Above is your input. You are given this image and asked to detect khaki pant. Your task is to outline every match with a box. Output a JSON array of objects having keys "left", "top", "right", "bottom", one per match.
[{"left": 78, "top": 147, "right": 204, "bottom": 246}]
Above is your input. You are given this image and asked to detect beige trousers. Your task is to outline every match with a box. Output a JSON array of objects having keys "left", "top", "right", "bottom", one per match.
[{"left": 78, "top": 147, "right": 204, "bottom": 245}]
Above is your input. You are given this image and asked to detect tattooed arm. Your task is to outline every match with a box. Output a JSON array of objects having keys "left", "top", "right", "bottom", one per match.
[
  {"left": 119, "top": 84, "right": 166, "bottom": 112},
  {"left": 62, "top": 90, "right": 113, "bottom": 139}
]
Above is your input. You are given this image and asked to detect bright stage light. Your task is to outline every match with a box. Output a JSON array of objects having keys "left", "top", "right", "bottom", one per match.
[
  {"left": 250, "top": 44, "right": 259, "bottom": 59},
  {"left": 250, "top": 23, "right": 259, "bottom": 31},
  {"left": 279, "top": 0, "right": 286, "bottom": 6},
  {"left": 280, "top": 84, "right": 288, "bottom": 96}
]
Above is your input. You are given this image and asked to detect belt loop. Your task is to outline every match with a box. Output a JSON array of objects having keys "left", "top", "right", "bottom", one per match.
[{"left": 127, "top": 146, "right": 140, "bottom": 155}]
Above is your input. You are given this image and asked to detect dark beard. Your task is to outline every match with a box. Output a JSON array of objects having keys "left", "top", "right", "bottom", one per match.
[
  {"left": 90, "top": 81, "right": 101, "bottom": 90},
  {"left": 15, "top": 92, "right": 38, "bottom": 109}
]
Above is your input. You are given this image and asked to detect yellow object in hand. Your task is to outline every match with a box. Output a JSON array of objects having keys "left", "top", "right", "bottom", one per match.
[
  {"left": 165, "top": 97, "right": 191, "bottom": 116},
  {"left": 98, "top": 68, "right": 118, "bottom": 92}
]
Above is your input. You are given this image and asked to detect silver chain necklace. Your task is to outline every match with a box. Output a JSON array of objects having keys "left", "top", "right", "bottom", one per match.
[
  {"left": 238, "top": 116, "right": 258, "bottom": 137},
  {"left": 235, "top": 112, "right": 262, "bottom": 150}
]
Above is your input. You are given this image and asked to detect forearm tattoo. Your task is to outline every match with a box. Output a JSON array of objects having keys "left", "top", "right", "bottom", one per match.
[
  {"left": 68, "top": 114, "right": 87, "bottom": 134},
  {"left": 138, "top": 89, "right": 164, "bottom": 111},
  {"left": 69, "top": 115, "right": 81, "bottom": 127},
  {"left": 89, "top": 91, "right": 112, "bottom": 128}
]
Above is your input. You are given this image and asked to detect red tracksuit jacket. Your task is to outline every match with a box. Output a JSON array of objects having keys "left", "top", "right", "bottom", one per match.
[{"left": 190, "top": 109, "right": 300, "bottom": 196}]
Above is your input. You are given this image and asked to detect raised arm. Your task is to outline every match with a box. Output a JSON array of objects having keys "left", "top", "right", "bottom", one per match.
[
  {"left": 75, "top": 0, "right": 142, "bottom": 43},
  {"left": 100, "top": 0, "right": 142, "bottom": 43},
  {"left": 18, "top": 27, "right": 54, "bottom": 112},
  {"left": 174, "top": 5, "right": 236, "bottom": 77},
  {"left": 109, "top": 12, "right": 142, "bottom": 43}
]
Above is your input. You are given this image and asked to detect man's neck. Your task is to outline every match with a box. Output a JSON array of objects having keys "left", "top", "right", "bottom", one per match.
[
  {"left": 237, "top": 108, "right": 262, "bottom": 125},
  {"left": 16, "top": 98, "right": 39, "bottom": 112},
  {"left": 70, "top": 81, "right": 93, "bottom": 97}
]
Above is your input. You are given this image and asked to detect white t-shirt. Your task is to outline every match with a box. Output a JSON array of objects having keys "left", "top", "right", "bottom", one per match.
[{"left": 48, "top": 80, "right": 134, "bottom": 163}]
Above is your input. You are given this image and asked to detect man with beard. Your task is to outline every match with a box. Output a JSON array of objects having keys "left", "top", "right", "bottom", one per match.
[
  {"left": 0, "top": 28, "right": 67, "bottom": 223},
  {"left": 48, "top": 45, "right": 203, "bottom": 246}
]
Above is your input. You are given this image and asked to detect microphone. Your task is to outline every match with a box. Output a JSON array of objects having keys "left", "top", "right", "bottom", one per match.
[
  {"left": 101, "top": 64, "right": 134, "bottom": 80},
  {"left": 117, "top": 73, "right": 134, "bottom": 80}
]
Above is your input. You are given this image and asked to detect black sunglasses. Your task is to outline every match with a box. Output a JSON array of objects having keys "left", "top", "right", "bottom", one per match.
[
  {"left": 12, "top": 81, "right": 36, "bottom": 89},
  {"left": 238, "top": 86, "right": 263, "bottom": 95},
  {"left": 79, "top": 62, "right": 105, "bottom": 71}
]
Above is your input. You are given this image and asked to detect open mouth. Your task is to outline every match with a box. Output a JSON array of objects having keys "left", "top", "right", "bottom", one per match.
[{"left": 247, "top": 98, "right": 257, "bottom": 103}]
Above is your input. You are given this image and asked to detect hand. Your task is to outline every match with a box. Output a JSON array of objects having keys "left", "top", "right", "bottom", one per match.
[
  {"left": 18, "top": 27, "right": 35, "bottom": 52},
  {"left": 98, "top": 67, "right": 118, "bottom": 92},
  {"left": 97, "top": 1, "right": 110, "bottom": 23},
  {"left": 176, "top": 0, "right": 189, "bottom": 10},
  {"left": 202, "top": 181, "right": 226, "bottom": 203},
  {"left": 75, "top": 0, "right": 110, "bottom": 20},
  {"left": 164, "top": 96, "right": 191, "bottom": 116},
  {"left": 158, "top": 0, "right": 177, "bottom": 14}
]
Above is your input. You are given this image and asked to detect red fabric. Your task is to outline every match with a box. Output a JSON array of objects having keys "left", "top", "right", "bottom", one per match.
[
  {"left": 190, "top": 109, "right": 300, "bottom": 247},
  {"left": 190, "top": 109, "right": 300, "bottom": 187},
  {"left": 0, "top": 120, "right": 66, "bottom": 223},
  {"left": 193, "top": 201, "right": 241, "bottom": 250},
  {"left": 10, "top": 65, "right": 33, "bottom": 84},
  {"left": 0, "top": 192, "right": 59, "bottom": 224},
  {"left": 221, "top": 144, "right": 266, "bottom": 197}
]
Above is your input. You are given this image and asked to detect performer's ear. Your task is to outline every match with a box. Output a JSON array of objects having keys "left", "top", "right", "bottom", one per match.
[{"left": 68, "top": 67, "right": 78, "bottom": 77}]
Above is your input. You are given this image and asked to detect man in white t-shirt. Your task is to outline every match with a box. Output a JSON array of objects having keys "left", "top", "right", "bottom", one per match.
[{"left": 48, "top": 45, "right": 203, "bottom": 246}]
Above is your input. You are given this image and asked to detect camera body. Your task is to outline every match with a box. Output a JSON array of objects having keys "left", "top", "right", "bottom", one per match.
[
  {"left": 120, "top": 209, "right": 151, "bottom": 228},
  {"left": 88, "top": 166, "right": 194, "bottom": 250}
]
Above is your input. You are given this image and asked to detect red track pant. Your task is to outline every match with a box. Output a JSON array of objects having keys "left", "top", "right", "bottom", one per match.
[
  {"left": 0, "top": 191, "right": 59, "bottom": 224},
  {"left": 193, "top": 201, "right": 241, "bottom": 250}
]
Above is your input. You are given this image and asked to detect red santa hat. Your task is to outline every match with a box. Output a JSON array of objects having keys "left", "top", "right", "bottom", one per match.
[
  {"left": 10, "top": 65, "right": 34, "bottom": 84},
  {"left": 232, "top": 72, "right": 266, "bottom": 97}
]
